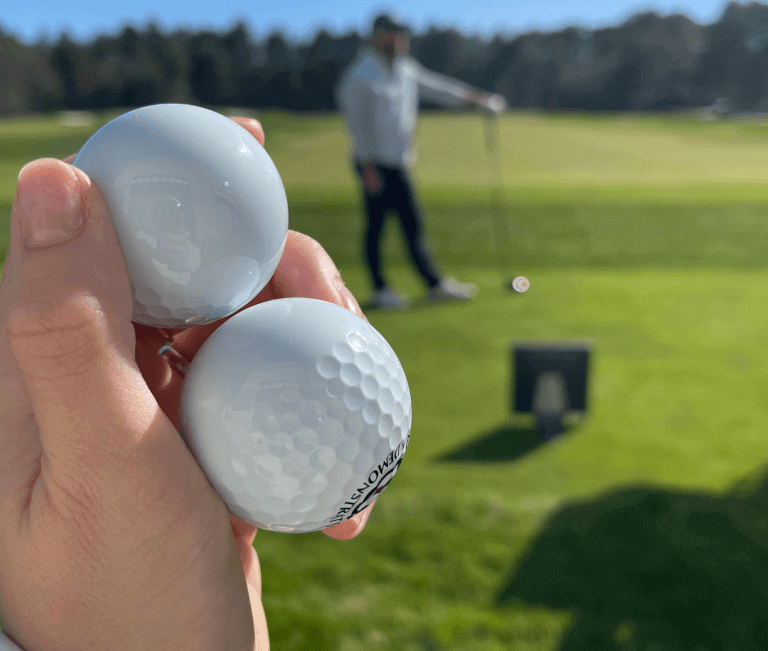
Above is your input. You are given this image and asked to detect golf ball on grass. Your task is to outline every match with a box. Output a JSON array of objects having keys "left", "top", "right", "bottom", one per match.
[
  {"left": 178, "top": 297, "right": 412, "bottom": 533},
  {"left": 73, "top": 104, "right": 288, "bottom": 328},
  {"left": 512, "top": 277, "right": 530, "bottom": 293}
]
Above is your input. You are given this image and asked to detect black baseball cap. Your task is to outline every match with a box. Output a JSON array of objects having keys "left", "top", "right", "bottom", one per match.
[{"left": 372, "top": 13, "right": 411, "bottom": 35}]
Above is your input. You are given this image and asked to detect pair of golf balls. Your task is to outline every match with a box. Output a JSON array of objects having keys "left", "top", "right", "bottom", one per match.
[{"left": 73, "top": 104, "right": 411, "bottom": 532}]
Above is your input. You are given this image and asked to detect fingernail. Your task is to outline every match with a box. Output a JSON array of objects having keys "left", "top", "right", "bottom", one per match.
[{"left": 17, "top": 160, "right": 85, "bottom": 249}]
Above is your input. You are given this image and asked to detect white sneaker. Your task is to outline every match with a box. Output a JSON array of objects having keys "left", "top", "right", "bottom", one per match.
[
  {"left": 427, "top": 277, "right": 478, "bottom": 302},
  {"left": 371, "top": 288, "right": 411, "bottom": 310}
]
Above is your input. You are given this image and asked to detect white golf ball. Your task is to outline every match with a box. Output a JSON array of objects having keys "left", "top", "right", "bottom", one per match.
[
  {"left": 178, "top": 297, "right": 412, "bottom": 533},
  {"left": 73, "top": 104, "right": 288, "bottom": 328},
  {"left": 512, "top": 276, "right": 530, "bottom": 293}
]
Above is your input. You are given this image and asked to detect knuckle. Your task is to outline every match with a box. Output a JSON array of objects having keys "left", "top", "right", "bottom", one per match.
[
  {"left": 292, "top": 230, "right": 323, "bottom": 251},
  {"left": 7, "top": 293, "right": 104, "bottom": 380},
  {"left": 35, "top": 474, "right": 106, "bottom": 581},
  {"left": 47, "top": 471, "right": 103, "bottom": 539},
  {"left": 293, "top": 231, "right": 335, "bottom": 266}
]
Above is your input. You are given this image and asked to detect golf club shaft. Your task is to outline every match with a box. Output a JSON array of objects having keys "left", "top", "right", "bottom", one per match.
[{"left": 482, "top": 113, "right": 513, "bottom": 284}]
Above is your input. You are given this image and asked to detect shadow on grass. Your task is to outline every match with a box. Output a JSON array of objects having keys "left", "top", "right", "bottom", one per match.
[
  {"left": 360, "top": 299, "right": 462, "bottom": 315},
  {"left": 360, "top": 290, "right": 526, "bottom": 315},
  {"left": 432, "top": 422, "right": 556, "bottom": 463},
  {"left": 496, "top": 464, "right": 768, "bottom": 650}
]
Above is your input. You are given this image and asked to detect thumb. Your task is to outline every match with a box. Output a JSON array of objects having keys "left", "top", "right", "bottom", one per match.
[{"left": 6, "top": 158, "right": 148, "bottom": 478}]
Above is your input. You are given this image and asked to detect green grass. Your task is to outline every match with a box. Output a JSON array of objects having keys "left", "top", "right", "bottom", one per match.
[{"left": 3, "top": 109, "right": 768, "bottom": 650}]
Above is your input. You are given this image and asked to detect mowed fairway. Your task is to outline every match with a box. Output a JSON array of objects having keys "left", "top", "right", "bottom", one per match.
[{"left": 3, "top": 110, "right": 768, "bottom": 650}]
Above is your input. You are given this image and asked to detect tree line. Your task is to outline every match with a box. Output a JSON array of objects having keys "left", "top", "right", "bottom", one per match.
[{"left": 2, "top": 0, "right": 767, "bottom": 117}]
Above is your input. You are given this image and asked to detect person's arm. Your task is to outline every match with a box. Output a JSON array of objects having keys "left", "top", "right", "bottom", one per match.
[
  {"left": 412, "top": 59, "right": 506, "bottom": 112},
  {"left": 464, "top": 90, "right": 506, "bottom": 112}
]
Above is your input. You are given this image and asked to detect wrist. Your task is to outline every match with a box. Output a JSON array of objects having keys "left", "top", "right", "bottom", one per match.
[{"left": 464, "top": 90, "right": 485, "bottom": 106}]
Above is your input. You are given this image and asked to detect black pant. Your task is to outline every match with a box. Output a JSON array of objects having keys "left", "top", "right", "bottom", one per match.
[{"left": 354, "top": 161, "right": 442, "bottom": 291}]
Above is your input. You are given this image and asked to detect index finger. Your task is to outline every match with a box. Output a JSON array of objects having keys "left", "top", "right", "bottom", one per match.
[
  {"left": 164, "top": 230, "right": 366, "bottom": 363},
  {"left": 270, "top": 231, "right": 367, "bottom": 320}
]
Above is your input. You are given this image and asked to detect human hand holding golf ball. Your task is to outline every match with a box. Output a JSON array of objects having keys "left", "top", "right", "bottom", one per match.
[
  {"left": 71, "top": 104, "right": 409, "bottom": 532},
  {"left": 0, "top": 108, "right": 404, "bottom": 651}
]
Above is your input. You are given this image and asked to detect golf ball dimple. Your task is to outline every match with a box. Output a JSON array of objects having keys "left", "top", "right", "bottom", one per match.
[
  {"left": 72, "top": 104, "right": 289, "bottom": 328},
  {"left": 178, "top": 297, "right": 412, "bottom": 533}
]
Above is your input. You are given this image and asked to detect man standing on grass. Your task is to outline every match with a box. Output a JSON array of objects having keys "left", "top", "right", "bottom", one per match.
[{"left": 336, "top": 13, "right": 507, "bottom": 310}]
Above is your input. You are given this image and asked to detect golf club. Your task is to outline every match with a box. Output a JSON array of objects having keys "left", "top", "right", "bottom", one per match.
[{"left": 482, "top": 110, "right": 529, "bottom": 294}]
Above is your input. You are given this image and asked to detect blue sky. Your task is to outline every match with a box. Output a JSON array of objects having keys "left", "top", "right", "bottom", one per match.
[{"left": 1, "top": 0, "right": 735, "bottom": 45}]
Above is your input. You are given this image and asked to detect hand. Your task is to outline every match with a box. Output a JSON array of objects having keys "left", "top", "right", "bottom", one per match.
[
  {"left": 0, "top": 117, "right": 375, "bottom": 651},
  {"left": 483, "top": 93, "right": 507, "bottom": 114},
  {"left": 361, "top": 163, "right": 382, "bottom": 194},
  {"left": 465, "top": 91, "right": 507, "bottom": 114}
]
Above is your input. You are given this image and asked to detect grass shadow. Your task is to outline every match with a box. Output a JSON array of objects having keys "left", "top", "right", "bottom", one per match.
[
  {"left": 433, "top": 422, "right": 554, "bottom": 463},
  {"left": 495, "top": 464, "right": 768, "bottom": 650},
  {"left": 361, "top": 298, "right": 461, "bottom": 315},
  {"left": 361, "top": 290, "right": 526, "bottom": 315}
]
